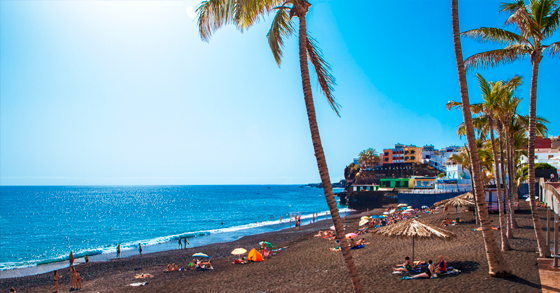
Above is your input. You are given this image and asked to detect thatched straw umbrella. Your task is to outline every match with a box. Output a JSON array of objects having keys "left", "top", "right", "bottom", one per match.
[
  {"left": 434, "top": 193, "right": 475, "bottom": 213},
  {"left": 372, "top": 219, "right": 456, "bottom": 262}
]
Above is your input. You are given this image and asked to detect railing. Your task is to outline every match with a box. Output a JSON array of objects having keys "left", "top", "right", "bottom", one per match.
[
  {"left": 398, "top": 188, "right": 472, "bottom": 194},
  {"left": 540, "top": 178, "right": 560, "bottom": 215}
]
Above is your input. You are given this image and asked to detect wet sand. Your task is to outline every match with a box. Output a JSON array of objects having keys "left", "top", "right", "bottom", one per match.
[{"left": 0, "top": 203, "right": 546, "bottom": 292}]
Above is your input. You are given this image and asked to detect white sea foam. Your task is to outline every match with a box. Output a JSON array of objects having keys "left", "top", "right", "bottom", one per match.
[{"left": 0, "top": 207, "right": 354, "bottom": 272}]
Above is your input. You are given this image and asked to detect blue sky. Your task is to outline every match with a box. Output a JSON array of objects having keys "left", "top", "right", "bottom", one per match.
[{"left": 1, "top": 0, "right": 558, "bottom": 185}]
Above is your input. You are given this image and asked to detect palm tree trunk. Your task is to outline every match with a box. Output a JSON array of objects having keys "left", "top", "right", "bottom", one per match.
[
  {"left": 451, "top": 0, "right": 510, "bottom": 276},
  {"left": 296, "top": 11, "right": 363, "bottom": 292},
  {"left": 505, "top": 128, "right": 519, "bottom": 229},
  {"left": 527, "top": 48, "right": 550, "bottom": 257},
  {"left": 489, "top": 119, "right": 510, "bottom": 250},
  {"left": 498, "top": 128, "right": 514, "bottom": 239},
  {"left": 507, "top": 130, "right": 519, "bottom": 228}
]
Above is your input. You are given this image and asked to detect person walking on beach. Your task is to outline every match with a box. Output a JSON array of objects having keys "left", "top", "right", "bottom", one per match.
[
  {"left": 69, "top": 251, "right": 74, "bottom": 266},
  {"left": 117, "top": 244, "right": 121, "bottom": 258},
  {"left": 70, "top": 266, "right": 76, "bottom": 290},
  {"left": 178, "top": 238, "right": 183, "bottom": 249},
  {"left": 138, "top": 243, "right": 143, "bottom": 256},
  {"left": 280, "top": 216, "right": 282, "bottom": 222},
  {"left": 184, "top": 238, "right": 189, "bottom": 249},
  {"left": 85, "top": 254, "right": 89, "bottom": 264},
  {"left": 50, "top": 270, "right": 59, "bottom": 293}
]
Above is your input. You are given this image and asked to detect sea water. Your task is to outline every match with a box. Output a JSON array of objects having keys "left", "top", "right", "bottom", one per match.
[{"left": 0, "top": 185, "right": 348, "bottom": 276}]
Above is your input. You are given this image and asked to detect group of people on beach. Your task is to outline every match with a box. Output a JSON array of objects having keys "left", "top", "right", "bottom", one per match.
[{"left": 393, "top": 255, "right": 448, "bottom": 279}]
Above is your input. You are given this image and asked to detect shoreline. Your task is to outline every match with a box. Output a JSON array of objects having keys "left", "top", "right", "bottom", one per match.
[
  {"left": 0, "top": 208, "right": 359, "bottom": 279},
  {"left": 0, "top": 203, "right": 545, "bottom": 293}
]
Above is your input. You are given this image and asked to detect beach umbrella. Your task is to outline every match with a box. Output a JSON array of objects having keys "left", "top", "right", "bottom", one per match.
[
  {"left": 434, "top": 195, "right": 475, "bottom": 213},
  {"left": 192, "top": 253, "right": 209, "bottom": 258},
  {"left": 371, "top": 215, "right": 384, "bottom": 219},
  {"left": 231, "top": 248, "right": 247, "bottom": 255},
  {"left": 421, "top": 205, "right": 429, "bottom": 209},
  {"left": 371, "top": 218, "right": 455, "bottom": 263},
  {"left": 259, "top": 241, "right": 273, "bottom": 248},
  {"left": 397, "top": 204, "right": 408, "bottom": 207},
  {"left": 402, "top": 209, "right": 413, "bottom": 214},
  {"left": 361, "top": 216, "right": 370, "bottom": 220},
  {"left": 389, "top": 209, "right": 396, "bottom": 214},
  {"left": 359, "top": 219, "right": 369, "bottom": 226},
  {"left": 345, "top": 233, "right": 358, "bottom": 239},
  {"left": 383, "top": 212, "right": 389, "bottom": 215},
  {"left": 330, "top": 225, "right": 336, "bottom": 231}
]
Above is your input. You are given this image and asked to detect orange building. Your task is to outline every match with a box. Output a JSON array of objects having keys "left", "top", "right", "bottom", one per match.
[{"left": 382, "top": 144, "right": 421, "bottom": 165}]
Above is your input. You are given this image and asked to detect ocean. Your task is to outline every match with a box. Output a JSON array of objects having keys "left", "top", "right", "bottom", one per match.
[{"left": 0, "top": 185, "right": 348, "bottom": 277}]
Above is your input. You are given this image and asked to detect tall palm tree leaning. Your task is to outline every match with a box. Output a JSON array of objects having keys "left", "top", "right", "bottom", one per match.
[
  {"left": 196, "top": 1, "right": 363, "bottom": 291},
  {"left": 461, "top": 0, "right": 558, "bottom": 257},
  {"left": 451, "top": 0, "right": 510, "bottom": 276}
]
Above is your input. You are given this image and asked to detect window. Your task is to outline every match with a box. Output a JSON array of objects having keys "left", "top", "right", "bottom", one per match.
[
  {"left": 384, "top": 158, "right": 389, "bottom": 162},
  {"left": 384, "top": 152, "right": 389, "bottom": 156},
  {"left": 405, "top": 151, "right": 409, "bottom": 155},
  {"left": 411, "top": 150, "right": 415, "bottom": 154},
  {"left": 405, "top": 157, "right": 409, "bottom": 160},
  {"left": 411, "top": 156, "right": 415, "bottom": 160}
]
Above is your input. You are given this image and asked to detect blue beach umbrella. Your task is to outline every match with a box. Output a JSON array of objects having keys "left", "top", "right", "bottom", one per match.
[{"left": 192, "top": 253, "right": 209, "bottom": 258}]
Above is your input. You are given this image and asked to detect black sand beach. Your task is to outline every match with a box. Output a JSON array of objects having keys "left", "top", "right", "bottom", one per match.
[{"left": 0, "top": 203, "right": 547, "bottom": 292}]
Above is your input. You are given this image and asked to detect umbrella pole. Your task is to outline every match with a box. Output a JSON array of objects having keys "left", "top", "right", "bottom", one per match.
[{"left": 412, "top": 236, "right": 415, "bottom": 264}]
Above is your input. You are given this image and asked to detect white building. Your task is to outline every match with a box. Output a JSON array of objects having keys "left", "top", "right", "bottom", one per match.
[
  {"left": 421, "top": 145, "right": 462, "bottom": 172},
  {"left": 520, "top": 148, "right": 560, "bottom": 170}
]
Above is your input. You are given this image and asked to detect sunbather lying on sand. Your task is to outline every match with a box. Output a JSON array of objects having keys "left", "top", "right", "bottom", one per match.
[
  {"left": 441, "top": 218, "right": 453, "bottom": 226},
  {"left": 393, "top": 256, "right": 413, "bottom": 272},
  {"left": 134, "top": 273, "right": 153, "bottom": 279},
  {"left": 163, "top": 264, "right": 179, "bottom": 272},
  {"left": 410, "top": 260, "right": 436, "bottom": 279}
]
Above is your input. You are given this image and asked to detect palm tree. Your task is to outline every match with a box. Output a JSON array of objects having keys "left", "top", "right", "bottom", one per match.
[
  {"left": 196, "top": 1, "right": 363, "bottom": 291},
  {"left": 474, "top": 74, "right": 519, "bottom": 251},
  {"left": 461, "top": 0, "right": 559, "bottom": 258},
  {"left": 358, "top": 148, "right": 380, "bottom": 169},
  {"left": 451, "top": 0, "right": 510, "bottom": 276}
]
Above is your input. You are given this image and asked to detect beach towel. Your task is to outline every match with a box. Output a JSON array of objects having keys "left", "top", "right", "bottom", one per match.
[
  {"left": 129, "top": 282, "right": 148, "bottom": 286},
  {"left": 473, "top": 227, "right": 499, "bottom": 231},
  {"left": 351, "top": 245, "right": 365, "bottom": 250},
  {"left": 392, "top": 268, "right": 421, "bottom": 274}
]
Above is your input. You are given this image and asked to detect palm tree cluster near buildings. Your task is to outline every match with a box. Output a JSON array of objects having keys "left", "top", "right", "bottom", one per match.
[
  {"left": 358, "top": 148, "right": 380, "bottom": 170},
  {"left": 452, "top": 0, "right": 558, "bottom": 276},
  {"left": 194, "top": 0, "right": 557, "bottom": 289}
]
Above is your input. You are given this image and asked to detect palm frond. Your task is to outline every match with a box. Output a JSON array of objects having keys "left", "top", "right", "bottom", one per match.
[
  {"left": 501, "top": 0, "right": 525, "bottom": 14},
  {"left": 445, "top": 100, "right": 462, "bottom": 111},
  {"left": 306, "top": 34, "right": 340, "bottom": 116},
  {"left": 476, "top": 73, "right": 493, "bottom": 99},
  {"left": 197, "top": 0, "right": 237, "bottom": 42},
  {"left": 461, "top": 27, "right": 528, "bottom": 46},
  {"left": 234, "top": 0, "right": 283, "bottom": 31},
  {"left": 464, "top": 45, "right": 531, "bottom": 72},
  {"left": 541, "top": 4, "right": 559, "bottom": 38},
  {"left": 501, "top": 0, "right": 537, "bottom": 39},
  {"left": 543, "top": 41, "right": 560, "bottom": 57},
  {"left": 267, "top": 6, "right": 295, "bottom": 66}
]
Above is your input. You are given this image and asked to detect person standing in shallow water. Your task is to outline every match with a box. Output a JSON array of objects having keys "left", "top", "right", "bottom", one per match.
[
  {"left": 117, "top": 244, "right": 121, "bottom": 258},
  {"left": 138, "top": 243, "right": 143, "bottom": 256},
  {"left": 178, "top": 238, "right": 183, "bottom": 249},
  {"left": 184, "top": 238, "right": 189, "bottom": 249},
  {"left": 69, "top": 251, "right": 74, "bottom": 266}
]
